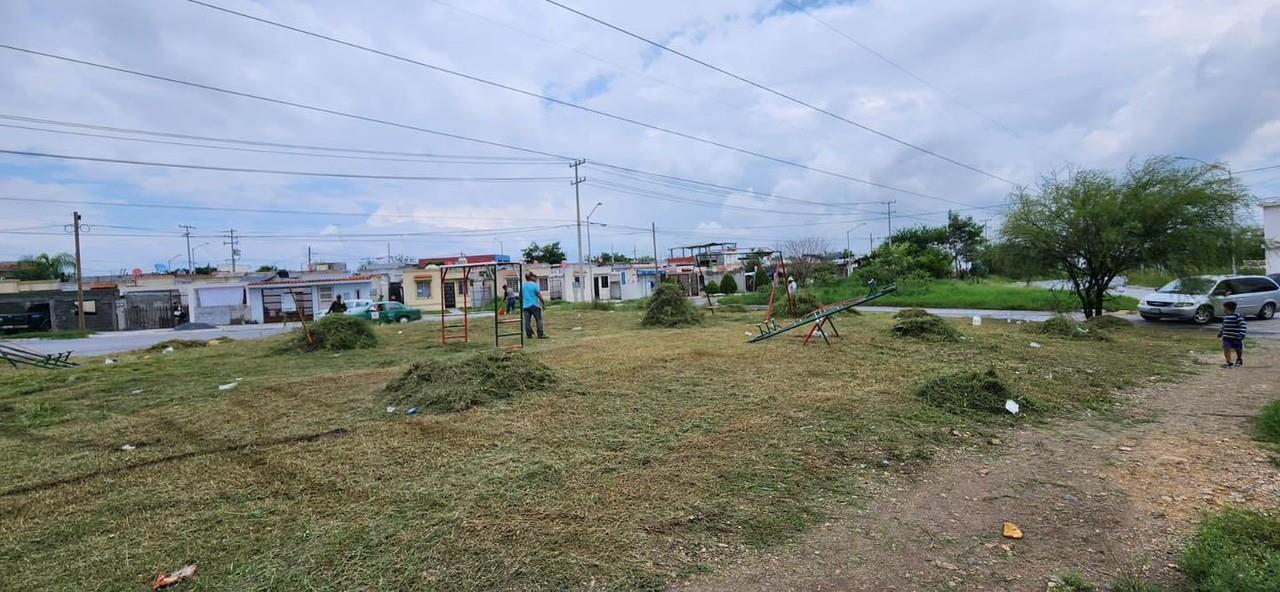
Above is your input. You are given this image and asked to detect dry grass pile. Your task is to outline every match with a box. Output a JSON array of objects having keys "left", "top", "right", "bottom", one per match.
[
  {"left": 282, "top": 314, "right": 378, "bottom": 352},
  {"left": 893, "top": 308, "right": 932, "bottom": 320},
  {"left": 915, "top": 368, "right": 1029, "bottom": 414},
  {"left": 641, "top": 282, "right": 703, "bottom": 328},
  {"left": 892, "top": 315, "right": 961, "bottom": 342},
  {"left": 384, "top": 350, "right": 556, "bottom": 412},
  {"left": 145, "top": 339, "right": 209, "bottom": 352},
  {"left": 1029, "top": 314, "right": 1110, "bottom": 341},
  {"left": 789, "top": 290, "right": 820, "bottom": 317},
  {"left": 1084, "top": 315, "right": 1132, "bottom": 331}
]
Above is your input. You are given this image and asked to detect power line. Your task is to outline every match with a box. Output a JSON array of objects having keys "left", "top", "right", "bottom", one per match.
[
  {"left": 171, "top": 4, "right": 975, "bottom": 204},
  {"left": 0, "top": 149, "right": 570, "bottom": 182},
  {"left": 0, "top": 43, "right": 973, "bottom": 208},
  {"left": 1235, "top": 163, "right": 1280, "bottom": 175},
  {"left": 539, "top": 0, "right": 1021, "bottom": 186}
]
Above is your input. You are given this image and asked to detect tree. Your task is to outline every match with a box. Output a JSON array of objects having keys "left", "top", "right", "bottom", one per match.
[
  {"left": 9, "top": 253, "right": 75, "bottom": 281},
  {"left": 942, "top": 212, "right": 988, "bottom": 277},
  {"left": 1003, "top": 156, "right": 1248, "bottom": 317},
  {"left": 256, "top": 265, "right": 279, "bottom": 273},
  {"left": 193, "top": 265, "right": 218, "bottom": 275},
  {"left": 521, "top": 241, "right": 567, "bottom": 265},
  {"left": 782, "top": 237, "right": 831, "bottom": 283},
  {"left": 597, "top": 252, "right": 633, "bottom": 264},
  {"left": 719, "top": 274, "right": 738, "bottom": 294}
]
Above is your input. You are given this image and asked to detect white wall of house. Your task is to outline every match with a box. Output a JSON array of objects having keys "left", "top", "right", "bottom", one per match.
[{"left": 1264, "top": 202, "right": 1280, "bottom": 275}]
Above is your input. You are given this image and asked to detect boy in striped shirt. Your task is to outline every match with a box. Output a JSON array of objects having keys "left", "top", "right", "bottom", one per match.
[{"left": 1217, "top": 301, "right": 1247, "bottom": 368}]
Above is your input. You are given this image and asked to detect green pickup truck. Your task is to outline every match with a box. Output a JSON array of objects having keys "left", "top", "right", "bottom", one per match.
[{"left": 351, "top": 301, "right": 423, "bottom": 324}]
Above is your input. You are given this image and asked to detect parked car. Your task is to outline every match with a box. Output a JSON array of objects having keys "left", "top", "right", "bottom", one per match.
[
  {"left": 0, "top": 303, "right": 51, "bottom": 334},
  {"left": 315, "top": 298, "right": 372, "bottom": 318},
  {"left": 1138, "top": 275, "right": 1279, "bottom": 324},
  {"left": 352, "top": 301, "right": 422, "bottom": 324}
]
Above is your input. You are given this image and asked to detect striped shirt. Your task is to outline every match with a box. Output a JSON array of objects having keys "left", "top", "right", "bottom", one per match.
[{"left": 1220, "top": 313, "right": 1248, "bottom": 340}]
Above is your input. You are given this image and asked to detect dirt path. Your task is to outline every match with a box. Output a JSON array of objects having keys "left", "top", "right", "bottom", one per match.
[{"left": 681, "top": 353, "right": 1279, "bottom": 591}]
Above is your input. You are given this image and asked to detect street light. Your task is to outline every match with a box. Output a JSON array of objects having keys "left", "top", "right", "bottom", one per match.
[
  {"left": 585, "top": 202, "right": 603, "bottom": 301},
  {"left": 496, "top": 239, "right": 504, "bottom": 257},
  {"left": 190, "top": 242, "right": 211, "bottom": 271},
  {"left": 846, "top": 222, "right": 868, "bottom": 256},
  {"left": 167, "top": 253, "right": 183, "bottom": 271}
]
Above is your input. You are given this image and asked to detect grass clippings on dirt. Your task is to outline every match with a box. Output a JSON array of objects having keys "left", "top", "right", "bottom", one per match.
[
  {"left": 145, "top": 339, "right": 209, "bottom": 352},
  {"left": 281, "top": 314, "right": 378, "bottom": 352},
  {"left": 892, "top": 315, "right": 961, "bottom": 342},
  {"left": 384, "top": 350, "right": 556, "bottom": 413},
  {"left": 1028, "top": 315, "right": 1111, "bottom": 341},
  {"left": 641, "top": 282, "right": 703, "bottom": 328},
  {"left": 893, "top": 308, "right": 932, "bottom": 320},
  {"left": 1180, "top": 508, "right": 1280, "bottom": 592},
  {"left": 914, "top": 368, "right": 1028, "bottom": 414},
  {"left": 1084, "top": 315, "right": 1132, "bottom": 331}
]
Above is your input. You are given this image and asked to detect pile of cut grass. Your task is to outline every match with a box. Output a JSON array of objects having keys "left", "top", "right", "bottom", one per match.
[
  {"left": 892, "top": 315, "right": 961, "bottom": 342},
  {"left": 384, "top": 350, "right": 556, "bottom": 413},
  {"left": 893, "top": 308, "right": 932, "bottom": 320},
  {"left": 1181, "top": 508, "right": 1280, "bottom": 592},
  {"left": 641, "top": 282, "right": 703, "bottom": 328},
  {"left": 1028, "top": 315, "right": 1110, "bottom": 341},
  {"left": 1084, "top": 315, "right": 1132, "bottom": 331},
  {"left": 280, "top": 314, "right": 378, "bottom": 352},
  {"left": 719, "top": 303, "right": 749, "bottom": 313},
  {"left": 145, "top": 339, "right": 209, "bottom": 352},
  {"left": 914, "top": 368, "right": 1028, "bottom": 414}
]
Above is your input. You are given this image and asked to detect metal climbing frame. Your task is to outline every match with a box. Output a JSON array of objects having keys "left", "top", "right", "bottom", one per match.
[
  {"left": 438, "top": 261, "right": 525, "bottom": 350},
  {"left": 748, "top": 282, "right": 897, "bottom": 345},
  {"left": 0, "top": 340, "right": 77, "bottom": 369}
]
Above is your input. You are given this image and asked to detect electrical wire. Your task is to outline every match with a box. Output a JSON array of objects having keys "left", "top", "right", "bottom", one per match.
[{"left": 539, "top": 0, "right": 1021, "bottom": 186}]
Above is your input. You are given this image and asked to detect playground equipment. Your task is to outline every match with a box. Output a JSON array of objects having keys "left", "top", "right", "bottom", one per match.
[
  {"left": 749, "top": 282, "right": 897, "bottom": 345},
  {"left": 438, "top": 261, "right": 525, "bottom": 350},
  {"left": 0, "top": 340, "right": 77, "bottom": 369}
]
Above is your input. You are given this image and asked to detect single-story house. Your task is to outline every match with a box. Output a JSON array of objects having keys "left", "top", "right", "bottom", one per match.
[
  {"left": 247, "top": 274, "right": 378, "bottom": 323},
  {"left": 403, "top": 261, "right": 522, "bottom": 312},
  {"left": 0, "top": 281, "right": 121, "bottom": 332}
]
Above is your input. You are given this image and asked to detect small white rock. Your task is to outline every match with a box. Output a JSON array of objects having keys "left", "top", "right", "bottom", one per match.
[{"left": 1029, "top": 342, "right": 1042, "bottom": 348}]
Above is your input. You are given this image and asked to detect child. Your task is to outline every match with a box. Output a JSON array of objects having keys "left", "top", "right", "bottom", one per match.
[{"left": 1217, "top": 301, "right": 1247, "bottom": 368}]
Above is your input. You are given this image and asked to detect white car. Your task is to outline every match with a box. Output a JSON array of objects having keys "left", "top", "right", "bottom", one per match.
[
  {"left": 315, "top": 298, "right": 373, "bottom": 318},
  {"left": 1138, "top": 275, "right": 1279, "bottom": 324}
]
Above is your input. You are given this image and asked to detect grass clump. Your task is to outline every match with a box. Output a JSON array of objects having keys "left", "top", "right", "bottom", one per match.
[
  {"left": 145, "top": 339, "right": 209, "bottom": 352},
  {"left": 915, "top": 368, "right": 1028, "bottom": 414},
  {"left": 893, "top": 307, "right": 932, "bottom": 319},
  {"left": 892, "top": 315, "right": 961, "bottom": 342},
  {"left": 641, "top": 282, "right": 703, "bottom": 328},
  {"left": 1180, "top": 508, "right": 1280, "bottom": 592},
  {"left": 1057, "top": 572, "right": 1097, "bottom": 592},
  {"left": 283, "top": 314, "right": 377, "bottom": 352},
  {"left": 1255, "top": 400, "right": 1280, "bottom": 445},
  {"left": 1028, "top": 315, "right": 1110, "bottom": 341},
  {"left": 1084, "top": 315, "right": 1131, "bottom": 331},
  {"left": 719, "top": 303, "right": 748, "bottom": 313},
  {"left": 384, "top": 350, "right": 556, "bottom": 412}
]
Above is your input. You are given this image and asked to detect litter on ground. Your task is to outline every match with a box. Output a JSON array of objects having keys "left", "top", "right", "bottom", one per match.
[
  {"left": 1002, "top": 522, "right": 1024, "bottom": 539},
  {"left": 218, "top": 382, "right": 238, "bottom": 391},
  {"left": 152, "top": 564, "right": 197, "bottom": 590},
  {"left": 1005, "top": 399, "right": 1021, "bottom": 414},
  {"left": 120, "top": 444, "right": 135, "bottom": 451},
  {"left": 1029, "top": 342, "right": 1042, "bottom": 348}
]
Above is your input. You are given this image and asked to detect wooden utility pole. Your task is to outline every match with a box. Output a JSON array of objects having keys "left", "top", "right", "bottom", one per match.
[{"left": 72, "top": 211, "right": 85, "bottom": 332}]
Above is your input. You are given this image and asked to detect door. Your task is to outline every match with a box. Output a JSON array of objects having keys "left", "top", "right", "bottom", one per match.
[
  {"left": 263, "top": 287, "right": 314, "bottom": 323},
  {"left": 444, "top": 282, "right": 457, "bottom": 308},
  {"left": 123, "top": 291, "right": 181, "bottom": 330},
  {"left": 609, "top": 274, "right": 621, "bottom": 300}
]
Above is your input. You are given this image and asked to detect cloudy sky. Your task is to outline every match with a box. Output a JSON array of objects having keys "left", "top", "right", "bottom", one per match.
[{"left": 1, "top": 0, "right": 1277, "bottom": 275}]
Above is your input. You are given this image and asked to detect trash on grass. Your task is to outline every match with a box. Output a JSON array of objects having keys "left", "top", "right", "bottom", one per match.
[
  {"left": 1002, "top": 522, "right": 1024, "bottom": 539},
  {"left": 152, "top": 564, "right": 197, "bottom": 590},
  {"left": 385, "top": 406, "right": 397, "bottom": 413},
  {"left": 217, "top": 382, "right": 238, "bottom": 391},
  {"left": 104, "top": 358, "right": 117, "bottom": 365},
  {"left": 121, "top": 444, "right": 135, "bottom": 451},
  {"left": 972, "top": 316, "right": 982, "bottom": 326},
  {"left": 131, "top": 389, "right": 144, "bottom": 395},
  {"left": 1028, "top": 342, "right": 1042, "bottom": 349},
  {"left": 571, "top": 326, "right": 583, "bottom": 331},
  {"left": 405, "top": 406, "right": 419, "bottom": 416},
  {"left": 162, "top": 346, "right": 175, "bottom": 354},
  {"left": 1005, "top": 399, "right": 1020, "bottom": 415}
]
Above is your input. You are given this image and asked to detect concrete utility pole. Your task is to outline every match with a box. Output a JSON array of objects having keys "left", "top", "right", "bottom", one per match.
[
  {"left": 571, "top": 159, "right": 586, "bottom": 299},
  {"left": 71, "top": 211, "right": 85, "bottom": 332},
  {"left": 651, "top": 222, "right": 659, "bottom": 289},
  {"left": 880, "top": 200, "right": 897, "bottom": 244},
  {"left": 179, "top": 224, "right": 196, "bottom": 274},
  {"left": 223, "top": 229, "right": 240, "bottom": 273}
]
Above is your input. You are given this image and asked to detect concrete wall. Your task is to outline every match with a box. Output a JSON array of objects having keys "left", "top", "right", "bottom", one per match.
[
  {"left": 1265, "top": 203, "right": 1279, "bottom": 275},
  {"left": 0, "top": 288, "right": 120, "bottom": 331}
]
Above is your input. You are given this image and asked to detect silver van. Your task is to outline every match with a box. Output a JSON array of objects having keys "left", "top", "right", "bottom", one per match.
[{"left": 1138, "top": 275, "right": 1279, "bottom": 324}]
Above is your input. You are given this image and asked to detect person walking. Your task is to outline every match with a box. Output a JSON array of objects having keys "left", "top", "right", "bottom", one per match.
[
  {"left": 503, "top": 284, "right": 518, "bottom": 314},
  {"left": 327, "top": 295, "right": 347, "bottom": 316},
  {"left": 521, "top": 272, "right": 547, "bottom": 339}
]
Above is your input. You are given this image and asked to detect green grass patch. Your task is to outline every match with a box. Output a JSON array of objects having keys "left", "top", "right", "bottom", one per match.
[
  {"left": 145, "top": 339, "right": 210, "bottom": 353},
  {"left": 2, "top": 329, "right": 92, "bottom": 340},
  {"left": 384, "top": 350, "right": 556, "bottom": 413},
  {"left": 280, "top": 314, "right": 378, "bottom": 352},
  {"left": 722, "top": 278, "right": 1139, "bottom": 312},
  {"left": 1255, "top": 400, "right": 1280, "bottom": 445},
  {"left": 1181, "top": 508, "right": 1280, "bottom": 592},
  {"left": 914, "top": 368, "right": 1028, "bottom": 414}
]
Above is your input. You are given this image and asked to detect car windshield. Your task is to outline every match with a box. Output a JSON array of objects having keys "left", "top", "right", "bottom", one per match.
[{"left": 1156, "top": 278, "right": 1215, "bottom": 295}]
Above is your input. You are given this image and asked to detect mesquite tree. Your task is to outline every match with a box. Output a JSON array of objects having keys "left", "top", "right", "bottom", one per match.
[{"left": 1003, "top": 156, "right": 1248, "bottom": 317}]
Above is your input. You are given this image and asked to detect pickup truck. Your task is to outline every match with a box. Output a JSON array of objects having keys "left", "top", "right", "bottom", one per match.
[{"left": 0, "top": 303, "right": 51, "bottom": 334}]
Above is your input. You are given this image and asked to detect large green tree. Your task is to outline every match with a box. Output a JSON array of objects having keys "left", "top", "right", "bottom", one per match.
[
  {"left": 521, "top": 241, "right": 567, "bottom": 265},
  {"left": 8, "top": 253, "right": 76, "bottom": 281},
  {"left": 1003, "top": 156, "right": 1248, "bottom": 317}
]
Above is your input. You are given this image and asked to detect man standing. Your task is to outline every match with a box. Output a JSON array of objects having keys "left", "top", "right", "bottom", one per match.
[
  {"left": 327, "top": 295, "right": 347, "bottom": 316},
  {"left": 521, "top": 272, "right": 547, "bottom": 339}
]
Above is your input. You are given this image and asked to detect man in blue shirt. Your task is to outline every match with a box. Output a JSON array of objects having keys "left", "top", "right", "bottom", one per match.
[{"left": 522, "top": 272, "right": 547, "bottom": 339}]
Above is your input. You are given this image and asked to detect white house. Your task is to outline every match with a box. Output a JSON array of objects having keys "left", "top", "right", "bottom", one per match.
[
  {"left": 1264, "top": 200, "right": 1280, "bottom": 275},
  {"left": 247, "top": 274, "right": 378, "bottom": 323}
]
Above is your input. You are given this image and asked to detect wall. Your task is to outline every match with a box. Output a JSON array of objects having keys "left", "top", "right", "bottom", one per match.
[{"left": 1265, "top": 203, "right": 1279, "bottom": 275}]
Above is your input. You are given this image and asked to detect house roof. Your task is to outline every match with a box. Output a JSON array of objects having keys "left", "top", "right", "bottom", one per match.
[{"left": 248, "top": 274, "right": 377, "bottom": 287}]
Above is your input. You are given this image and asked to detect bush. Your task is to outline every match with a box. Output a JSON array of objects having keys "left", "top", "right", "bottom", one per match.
[
  {"left": 1257, "top": 400, "right": 1280, "bottom": 445},
  {"left": 789, "top": 290, "right": 820, "bottom": 317},
  {"left": 1180, "top": 508, "right": 1280, "bottom": 592},
  {"left": 892, "top": 316, "right": 961, "bottom": 342},
  {"left": 893, "top": 308, "right": 933, "bottom": 320},
  {"left": 915, "top": 368, "right": 1029, "bottom": 414},
  {"left": 145, "top": 339, "right": 208, "bottom": 352},
  {"left": 719, "top": 274, "right": 738, "bottom": 294},
  {"left": 282, "top": 314, "right": 377, "bottom": 352},
  {"left": 384, "top": 350, "right": 556, "bottom": 413},
  {"left": 641, "top": 282, "right": 703, "bottom": 328},
  {"left": 1028, "top": 315, "right": 1110, "bottom": 341}
]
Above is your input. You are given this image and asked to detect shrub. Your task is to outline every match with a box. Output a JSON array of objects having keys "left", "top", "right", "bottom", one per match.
[
  {"left": 641, "top": 282, "right": 703, "bottom": 328},
  {"left": 893, "top": 308, "right": 932, "bottom": 320},
  {"left": 892, "top": 316, "right": 961, "bottom": 342},
  {"left": 789, "top": 290, "right": 820, "bottom": 317},
  {"left": 145, "top": 339, "right": 208, "bottom": 352},
  {"left": 384, "top": 350, "right": 556, "bottom": 413},
  {"left": 282, "top": 314, "right": 377, "bottom": 352},
  {"left": 1180, "top": 508, "right": 1280, "bottom": 592},
  {"left": 914, "top": 368, "right": 1029, "bottom": 414},
  {"left": 719, "top": 274, "right": 738, "bottom": 294},
  {"left": 1257, "top": 400, "right": 1280, "bottom": 445},
  {"left": 1028, "top": 315, "right": 1110, "bottom": 341}
]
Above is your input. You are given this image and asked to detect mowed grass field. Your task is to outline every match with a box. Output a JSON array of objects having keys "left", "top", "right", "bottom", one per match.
[
  {"left": 722, "top": 278, "right": 1141, "bottom": 312},
  {"left": 0, "top": 309, "right": 1201, "bottom": 590}
]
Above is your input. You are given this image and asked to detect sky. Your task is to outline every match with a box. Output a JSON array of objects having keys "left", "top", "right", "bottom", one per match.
[{"left": 1, "top": 0, "right": 1278, "bottom": 276}]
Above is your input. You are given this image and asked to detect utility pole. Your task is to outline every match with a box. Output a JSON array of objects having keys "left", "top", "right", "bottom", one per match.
[
  {"left": 571, "top": 159, "right": 586, "bottom": 300},
  {"left": 868, "top": 232, "right": 873, "bottom": 252},
  {"left": 651, "top": 222, "right": 659, "bottom": 290},
  {"left": 307, "top": 246, "right": 312, "bottom": 271},
  {"left": 223, "top": 229, "right": 240, "bottom": 273},
  {"left": 179, "top": 224, "right": 196, "bottom": 274},
  {"left": 880, "top": 200, "right": 897, "bottom": 243},
  {"left": 72, "top": 211, "right": 85, "bottom": 332}
]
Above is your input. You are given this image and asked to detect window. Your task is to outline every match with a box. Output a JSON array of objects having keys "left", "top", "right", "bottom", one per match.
[
  {"left": 1242, "top": 277, "right": 1278, "bottom": 293},
  {"left": 318, "top": 286, "right": 334, "bottom": 304},
  {"left": 599, "top": 276, "right": 610, "bottom": 288},
  {"left": 385, "top": 302, "right": 403, "bottom": 311},
  {"left": 77, "top": 300, "right": 98, "bottom": 315},
  {"left": 416, "top": 279, "right": 432, "bottom": 298},
  {"left": 539, "top": 277, "right": 549, "bottom": 290}
]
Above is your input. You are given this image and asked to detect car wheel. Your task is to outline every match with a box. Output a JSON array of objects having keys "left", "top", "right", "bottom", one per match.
[
  {"left": 1260, "top": 303, "right": 1276, "bottom": 321},
  {"left": 1192, "top": 305, "right": 1214, "bottom": 325},
  {"left": 1139, "top": 314, "right": 1159, "bottom": 322},
  {"left": 398, "top": 316, "right": 410, "bottom": 324}
]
